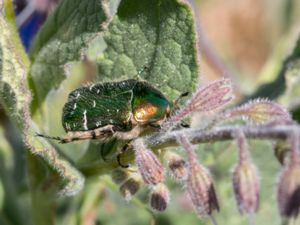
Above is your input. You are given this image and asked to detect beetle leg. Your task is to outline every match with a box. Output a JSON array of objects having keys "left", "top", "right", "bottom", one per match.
[
  {"left": 36, "top": 125, "right": 116, "bottom": 143},
  {"left": 180, "top": 121, "right": 190, "bottom": 128},
  {"left": 148, "top": 123, "right": 161, "bottom": 129},
  {"left": 114, "top": 125, "right": 143, "bottom": 140},
  {"left": 117, "top": 143, "right": 131, "bottom": 168}
]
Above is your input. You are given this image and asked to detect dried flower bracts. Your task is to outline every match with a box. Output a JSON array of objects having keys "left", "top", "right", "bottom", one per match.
[{"left": 106, "top": 78, "right": 300, "bottom": 222}]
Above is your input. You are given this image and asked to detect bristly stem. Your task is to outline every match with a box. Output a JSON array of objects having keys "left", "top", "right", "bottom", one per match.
[{"left": 147, "top": 124, "right": 297, "bottom": 150}]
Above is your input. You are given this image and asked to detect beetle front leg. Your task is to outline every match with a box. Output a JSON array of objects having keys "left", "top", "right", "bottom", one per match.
[{"left": 36, "top": 125, "right": 116, "bottom": 143}]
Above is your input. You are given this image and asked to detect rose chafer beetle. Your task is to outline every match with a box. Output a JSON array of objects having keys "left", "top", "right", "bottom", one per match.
[{"left": 37, "top": 79, "right": 186, "bottom": 145}]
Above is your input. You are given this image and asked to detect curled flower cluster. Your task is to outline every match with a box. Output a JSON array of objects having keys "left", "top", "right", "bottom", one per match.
[{"left": 109, "top": 78, "right": 300, "bottom": 223}]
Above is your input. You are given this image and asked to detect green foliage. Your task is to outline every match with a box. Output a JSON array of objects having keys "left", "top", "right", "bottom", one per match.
[
  {"left": 29, "top": 0, "right": 110, "bottom": 109},
  {"left": 0, "top": 0, "right": 199, "bottom": 224},
  {"left": 96, "top": 0, "right": 198, "bottom": 101},
  {"left": 2, "top": 0, "right": 300, "bottom": 225},
  {"left": 0, "top": 1, "right": 84, "bottom": 200}
]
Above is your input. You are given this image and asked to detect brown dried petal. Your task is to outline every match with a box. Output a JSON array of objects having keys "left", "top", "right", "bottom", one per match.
[
  {"left": 150, "top": 183, "right": 170, "bottom": 212},
  {"left": 166, "top": 152, "right": 188, "bottom": 181},
  {"left": 133, "top": 139, "right": 165, "bottom": 185},
  {"left": 120, "top": 176, "right": 142, "bottom": 201}
]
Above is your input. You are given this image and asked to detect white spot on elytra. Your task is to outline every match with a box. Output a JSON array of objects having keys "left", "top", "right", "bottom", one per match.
[
  {"left": 89, "top": 84, "right": 95, "bottom": 91},
  {"left": 83, "top": 110, "right": 88, "bottom": 130},
  {"left": 93, "top": 100, "right": 96, "bottom": 107},
  {"left": 97, "top": 89, "right": 100, "bottom": 94},
  {"left": 65, "top": 123, "right": 71, "bottom": 130},
  {"left": 73, "top": 103, "right": 77, "bottom": 110},
  {"left": 96, "top": 121, "right": 102, "bottom": 127},
  {"left": 117, "top": 109, "right": 119, "bottom": 113},
  {"left": 109, "top": 119, "right": 113, "bottom": 123},
  {"left": 76, "top": 92, "right": 80, "bottom": 99}
]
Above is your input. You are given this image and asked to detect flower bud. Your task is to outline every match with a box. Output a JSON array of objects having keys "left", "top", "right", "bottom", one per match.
[
  {"left": 277, "top": 164, "right": 300, "bottom": 218},
  {"left": 177, "top": 135, "right": 219, "bottom": 216},
  {"left": 150, "top": 183, "right": 170, "bottom": 212},
  {"left": 225, "top": 99, "right": 291, "bottom": 124},
  {"left": 186, "top": 162, "right": 219, "bottom": 216},
  {"left": 166, "top": 152, "right": 188, "bottom": 181},
  {"left": 119, "top": 174, "right": 142, "bottom": 201},
  {"left": 232, "top": 130, "right": 260, "bottom": 214},
  {"left": 133, "top": 139, "right": 165, "bottom": 185},
  {"left": 162, "top": 78, "right": 233, "bottom": 131},
  {"left": 111, "top": 168, "right": 131, "bottom": 185},
  {"left": 277, "top": 129, "right": 300, "bottom": 218},
  {"left": 232, "top": 162, "right": 260, "bottom": 214}
]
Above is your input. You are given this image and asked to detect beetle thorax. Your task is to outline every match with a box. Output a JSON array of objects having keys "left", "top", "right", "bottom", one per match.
[{"left": 134, "top": 102, "right": 159, "bottom": 123}]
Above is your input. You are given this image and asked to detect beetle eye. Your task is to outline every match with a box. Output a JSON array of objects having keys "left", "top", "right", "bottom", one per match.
[{"left": 134, "top": 103, "right": 159, "bottom": 123}]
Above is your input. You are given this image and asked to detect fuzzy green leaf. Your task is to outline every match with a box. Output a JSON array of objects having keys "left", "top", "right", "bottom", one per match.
[
  {"left": 0, "top": 1, "right": 84, "bottom": 196},
  {"left": 29, "top": 0, "right": 115, "bottom": 110},
  {"left": 96, "top": 0, "right": 199, "bottom": 100}
]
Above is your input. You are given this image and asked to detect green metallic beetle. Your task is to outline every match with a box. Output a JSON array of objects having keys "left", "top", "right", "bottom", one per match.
[{"left": 38, "top": 79, "right": 181, "bottom": 144}]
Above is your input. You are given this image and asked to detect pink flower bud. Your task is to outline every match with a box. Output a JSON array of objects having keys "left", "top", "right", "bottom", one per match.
[
  {"left": 150, "top": 183, "right": 170, "bottom": 211},
  {"left": 277, "top": 163, "right": 300, "bottom": 217},
  {"left": 162, "top": 78, "right": 233, "bottom": 130},
  {"left": 277, "top": 129, "right": 300, "bottom": 218},
  {"left": 177, "top": 135, "right": 219, "bottom": 216},
  {"left": 186, "top": 162, "right": 219, "bottom": 216},
  {"left": 232, "top": 131, "right": 260, "bottom": 214},
  {"left": 133, "top": 139, "right": 165, "bottom": 185},
  {"left": 225, "top": 99, "right": 291, "bottom": 124},
  {"left": 232, "top": 162, "right": 260, "bottom": 214}
]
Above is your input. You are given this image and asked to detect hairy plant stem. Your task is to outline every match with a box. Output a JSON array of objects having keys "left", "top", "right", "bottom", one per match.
[{"left": 80, "top": 124, "right": 297, "bottom": 177}]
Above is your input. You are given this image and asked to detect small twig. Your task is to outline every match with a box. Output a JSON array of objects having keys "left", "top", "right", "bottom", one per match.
[{"left": 146, "top": 124, "right": 296, "bottom": 150}]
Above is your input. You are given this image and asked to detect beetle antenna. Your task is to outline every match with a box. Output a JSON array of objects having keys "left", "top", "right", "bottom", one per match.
[
  {"left": 173, "top": 91, "right": 189, "bottom": 106},
  {"left": 134, "top": 65, "right": 150, "bottom": 80},
  {"left": 35, "top": 133, "right": 63, "bottom": 142}
]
